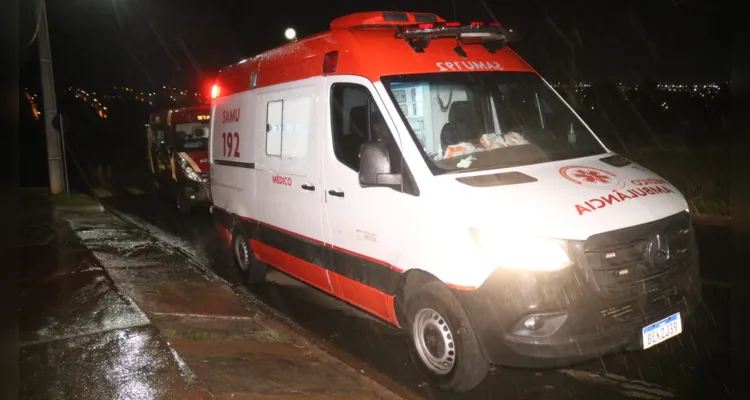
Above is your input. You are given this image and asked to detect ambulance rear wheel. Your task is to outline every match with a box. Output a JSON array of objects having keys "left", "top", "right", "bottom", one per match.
[
  {"left": 404, "top": 281, "right": 489, "bottom": 392},
  {"left": 231, "top": 230, "right": 267, "bottom": 284}
]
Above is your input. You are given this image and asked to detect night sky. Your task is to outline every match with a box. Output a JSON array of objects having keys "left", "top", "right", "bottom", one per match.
[{"left": 20, "top": 0, "right": 730, "bottom": 92}]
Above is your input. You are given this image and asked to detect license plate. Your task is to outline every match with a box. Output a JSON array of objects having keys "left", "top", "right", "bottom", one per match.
[{"left": 642, "top": 312, "right": 682, "bottom": 350}]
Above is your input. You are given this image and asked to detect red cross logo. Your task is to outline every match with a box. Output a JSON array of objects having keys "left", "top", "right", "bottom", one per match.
[
  {"left": 573, "top": 169, "right": 611, "bottom": 184},
  {"left": 559, "top": 165, "right": 624, "bottom": 190}
]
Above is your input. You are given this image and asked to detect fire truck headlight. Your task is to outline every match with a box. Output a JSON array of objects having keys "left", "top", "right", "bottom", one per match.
[
  {"left": 469, "top": 228, "right": 572, "bottom": 271},
  {"left": 178, "top": 154, "right": 202, "bottom": 182}
]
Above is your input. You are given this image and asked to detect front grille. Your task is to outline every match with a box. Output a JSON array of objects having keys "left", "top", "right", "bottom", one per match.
[
  {"left": 599, "top": 287, "right": 687, "bottom": 325},
  {"left": 574, "top": 212, "right": 699, "bottom": 325}
]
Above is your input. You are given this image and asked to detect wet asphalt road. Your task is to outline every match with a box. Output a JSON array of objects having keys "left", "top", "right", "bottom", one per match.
[{"left": 89, "top": 165, "right": 731, "bottom": 400}]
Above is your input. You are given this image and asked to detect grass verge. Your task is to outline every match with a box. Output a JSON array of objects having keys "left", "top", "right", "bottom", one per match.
[{"left": 627, "top": 147, "right": 729, "bottom": 216}]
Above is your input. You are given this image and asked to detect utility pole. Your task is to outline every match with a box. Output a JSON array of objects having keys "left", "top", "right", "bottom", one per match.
[{"left": 34, "top": 0, "right": 65, "bottom": 194}]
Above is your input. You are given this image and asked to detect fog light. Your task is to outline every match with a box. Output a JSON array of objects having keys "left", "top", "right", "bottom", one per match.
[
  {"left": 512, "top": 312, "right": 568, "bottom": 338},
  {"left": 523, "top": 316, "right": 540, "bottom": 330}
]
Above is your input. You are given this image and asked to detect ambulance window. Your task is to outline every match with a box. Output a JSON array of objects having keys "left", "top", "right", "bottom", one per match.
[
  {"left": 383, "top": 72, "right": 606, "bottom": 174},
  {"left": 266, "top": 100, "right": 283, "bottom": 156},
  {"left": 266, "top": 98, "right": 311, "bottom": 159},
  {"left": 330, "top": 84, "right": 400, "bottom": 172},
  {"left": 280, "top": 97, "right": 310, "bottom": 158}
]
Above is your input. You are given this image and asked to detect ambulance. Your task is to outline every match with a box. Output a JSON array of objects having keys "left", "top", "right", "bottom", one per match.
[
  {"left": 147, "top": 106, "right": 212, "bottom": 213},
  {"left": 208, "top": 12, "right": 701, "bottom": 392}
]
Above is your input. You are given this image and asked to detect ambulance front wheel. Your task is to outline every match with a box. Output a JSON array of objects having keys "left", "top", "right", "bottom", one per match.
[
  {"left": 231, "top": 230, "right": 267, "bottom": 284},
  {"left": 404, "top": 281, "right": 489, "bottom": 393}
]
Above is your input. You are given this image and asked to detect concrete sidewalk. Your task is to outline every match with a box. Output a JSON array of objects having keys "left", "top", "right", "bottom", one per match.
[
  {"left": 20, "top": 189, "right": 202, "bottom": 399},
  {"left": 28, "top": 190, "right": 403, "bottom": 400}
]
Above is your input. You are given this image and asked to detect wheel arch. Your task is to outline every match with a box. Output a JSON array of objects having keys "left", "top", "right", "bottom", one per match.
[{"left": 393, "top": 268, "right": 446, "bottom": 328}]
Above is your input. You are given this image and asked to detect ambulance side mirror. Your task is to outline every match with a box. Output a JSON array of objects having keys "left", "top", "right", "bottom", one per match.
[{"left": 359, "top": 141, "right": 402, "bottom": 188}]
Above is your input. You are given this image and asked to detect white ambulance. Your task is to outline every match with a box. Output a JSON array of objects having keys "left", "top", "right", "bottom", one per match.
[{"left": 208, "top": 11, "right": 701, "bottom": 392}]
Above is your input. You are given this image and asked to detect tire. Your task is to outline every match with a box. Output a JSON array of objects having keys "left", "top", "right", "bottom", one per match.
[
  {"left": 231, "top": 229, "right": 267, "bottom": 284},
  {"left": 404, "top": 280, "right": 489, "bottom": 392}
]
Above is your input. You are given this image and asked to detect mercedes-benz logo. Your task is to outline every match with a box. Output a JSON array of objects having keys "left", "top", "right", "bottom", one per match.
[{"left": 645, "top": 233, "right": 671, "bottom": 266}]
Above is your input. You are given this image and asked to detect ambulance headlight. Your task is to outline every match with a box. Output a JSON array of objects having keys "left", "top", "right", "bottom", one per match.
[
  {"left": 177, "top": 154, "right": 203, "bottom": 183},
  {"left": 469, "top": 228, "right": 572, "bottom": 271}
]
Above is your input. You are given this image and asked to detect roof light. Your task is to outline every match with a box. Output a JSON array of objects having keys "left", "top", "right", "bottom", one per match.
[
  {"left": 395, "top": 21, "right": 514, "bottom": 53},
  {"left": 211, "top": 84, "right": 221, "bottom": 99},
  {"left": 323, "top": 51, "right": 338, "bottom": 74}
]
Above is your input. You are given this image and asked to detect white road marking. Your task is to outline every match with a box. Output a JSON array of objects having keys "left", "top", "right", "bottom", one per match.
[
  {"left": 125, "top": 185, "right": 146, "bottom": 195},
  {"left": 560, "top": 369, "right": 675, "bottom": 399},
  {"left": 91, "top": 187, "right": 113, "bottom": 198}
]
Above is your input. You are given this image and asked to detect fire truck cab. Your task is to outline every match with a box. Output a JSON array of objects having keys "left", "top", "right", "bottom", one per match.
[
  {"left": 147, "top": 106, "right": 212, "bottom": 213},
  {"left": 208, "top": 12, "right": 701, "bottom": 392}
]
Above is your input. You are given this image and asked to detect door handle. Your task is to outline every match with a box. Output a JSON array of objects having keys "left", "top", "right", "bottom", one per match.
[
  {"left": 301, "top": 184, "right": 315, "bottom": 191},
  {"left": 328, "top": 189, "right": 345, "bottom": 198}
]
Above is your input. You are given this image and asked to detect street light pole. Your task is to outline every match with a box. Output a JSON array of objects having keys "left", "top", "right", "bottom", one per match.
[{"left": 34, "top": 0, "right": 65, "bottom": 194}]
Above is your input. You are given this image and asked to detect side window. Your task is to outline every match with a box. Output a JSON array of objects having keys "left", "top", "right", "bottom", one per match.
[
  {"left": 265, "top": 97, "right": 310, "bottom": 158},
  {"left": 330, "top": 84, "right": 401, "bottom": 173},
  {"left": 266, "top": 100, "right": 283, "bottom": 156},
  {"left": 280, "top": 97, "right": 310, "bottom": 158}
]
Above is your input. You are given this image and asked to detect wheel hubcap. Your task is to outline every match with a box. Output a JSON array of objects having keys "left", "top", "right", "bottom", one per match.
[
  {"left": 234, "top": 237, "right": 249, "bottom": 271},
  {"left": 412, "top": 308, "right": 456, "bottom": 375}
]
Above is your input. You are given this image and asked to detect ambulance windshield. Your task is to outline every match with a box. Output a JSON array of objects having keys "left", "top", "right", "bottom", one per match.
[
  {"left": 174, "top": 121, "right": 209, "bottom": 152},
  {"left": 382, "top": 71, "right": 606, "bottom": 175}
]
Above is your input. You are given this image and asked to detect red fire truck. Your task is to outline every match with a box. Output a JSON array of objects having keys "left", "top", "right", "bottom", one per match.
[{"left": 147, "top": 106, "right": 212, "bottom": 213}]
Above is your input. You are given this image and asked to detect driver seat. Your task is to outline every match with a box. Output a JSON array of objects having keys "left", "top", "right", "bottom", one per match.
[{"left": 440, "top": 101, "right": 482, "bottom": 151}]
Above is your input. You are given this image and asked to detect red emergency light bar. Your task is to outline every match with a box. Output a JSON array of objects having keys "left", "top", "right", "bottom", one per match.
[{"left": 395, "top": 21, "right": 516, "bottom": 55}]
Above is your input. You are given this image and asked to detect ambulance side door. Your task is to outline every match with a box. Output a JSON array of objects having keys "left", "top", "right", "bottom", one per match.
[
  {"left": 321, "top": 76, "right": 406, "bottom": 315},
  {"left": 255, "top": 83, "right": 333, "bottom": 295}
]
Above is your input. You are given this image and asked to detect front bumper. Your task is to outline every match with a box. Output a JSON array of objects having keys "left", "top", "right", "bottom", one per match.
[{"left": 454, "top": 211, "right": 702, "bottom": 368}]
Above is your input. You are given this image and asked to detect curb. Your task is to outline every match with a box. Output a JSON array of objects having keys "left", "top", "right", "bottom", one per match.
[
  {"left": 46, "top": 197, "right": 204, "bottom": 395},
  {"left": 691, "top": 214, "right": 730, "bottom": 227},
  {"left": 62, "top": 193, "right": 412, "bottom": 400}
]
